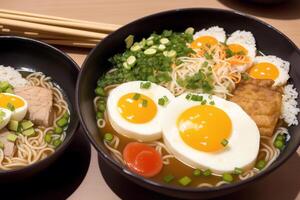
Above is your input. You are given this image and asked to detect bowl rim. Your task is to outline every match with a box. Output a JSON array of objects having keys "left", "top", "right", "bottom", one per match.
[
  {"left": 0, "top": 35, "right": 80, "bottom": 175},
  {"left": 77, "top": 7, "right": 300, "bottom": 193}
]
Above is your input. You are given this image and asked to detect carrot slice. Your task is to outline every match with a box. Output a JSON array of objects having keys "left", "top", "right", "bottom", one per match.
[{"left": 123, "top": 142, "right": 163, "bottom": 178}]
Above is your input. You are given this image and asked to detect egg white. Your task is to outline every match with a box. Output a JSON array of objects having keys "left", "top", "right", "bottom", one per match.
[
  {"left": 162, "top": 93, "right": 260, "bottom": 174},
  {"left": 193, "top": 26, "right": 226, "bottom": 43},
  {"left": 0, "top": 108, "right": 12, "bottom": 130},
  {"left": 107, "top": 81, "right": 175, "bottom": 142},
  {"left": 226, "top": 30, "right": 256, "bottom": 72},
  {"left": 2, "top": 93, "right": 28, "bottom": 121},
  {"left": 254, "top": 55, "right": 290, "bottom": 86}
]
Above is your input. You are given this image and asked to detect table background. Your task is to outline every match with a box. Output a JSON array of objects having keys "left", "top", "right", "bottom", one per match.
[{"left": 1, "top": 0, "right": 300, "bottom": 199}]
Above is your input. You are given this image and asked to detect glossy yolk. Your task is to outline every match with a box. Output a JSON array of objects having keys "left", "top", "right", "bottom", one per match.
[
  {"left": 0, "top": 94, "right": 24, "bottom": 109},
  {"left": 191, "top": 36, "right": 218, "bottom": 49},
  {"left": 248, "top": 62, "right": 279, "bottom": 80},
  {"left": 177, "top": 105, "right": 232, "bottom": 152},
  {"left": 117, "top": 93, "right": 157, "bottom": 124},
  {"left": 228, "top": 44, "right": 248, "bottom": 55}
]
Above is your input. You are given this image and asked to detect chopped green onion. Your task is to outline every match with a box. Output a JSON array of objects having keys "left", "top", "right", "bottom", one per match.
[
  {"left": 53, "top": 139, "right": 62, "bottom": 147},
  {"left": 203, "top": 169, "right": 212, "bottom": 177},
  {"left": 132, "top": 93, "right": 141, "bottom": 100},
  {"left": 276, "top": 134, "right": 286, "bottom": 141},
  {"left": 98, "top": 104, "right": 106, "bottom": 112},
  {"left": 241, "top": 73, "right": 250, "bottom": 81},
  {"left": 130, "top": 44, "right": 141, "bottom": 52},
  {"left": 54, "top": 126, "right": 63, "bottom": 134},
  {"left": 56, "top": 118, "right": 68, "bottom": 127},
  {"left": 7, "top": 133, "right": 17, "bottom": 142},
  {"left": 21, "top": 120, "right": 34, "bottom": 130},
  {"left": 142, "top": 99, "right": 148, "bottom": 107},
  {"left": 202, "top": 61, "right": 208, "bottom": 68},
  {"left": 185, "top": 94, "right": 192, "bottom": 100},
  {"left": 193, "top": 169, "right": 201, "bottom": 176},
  {"left": 63, "top": 112, "right": 70, "bottom": 119},
  {"left": 0, "top": 141, "right": 4, "bottom": 149},
  {"left": 6, "top": 103, "right": 15, "bottom": 111},
  {"left": 44, "top": 134, "right": 52, "bottom": 143},
  {"left": 144, "top": 48, "right": 157, "bottom": 55},
  {"left": 256, "top": 160, "right": 267, "bottom": 170},
  {"left": 209, "top": 101, "right": 215, "bottom": 105},
  {"left": 96, "top": 112, "right": 104, "bottom": 119},
  {"left": 160, "top": 38, "right": 170, "bottom": 45},
  {"left": 191, "top": 94, "right": 203, "bottom": 102},
  {"left": 178, "top": 176, "right": 192, "bottom": 186},
  {"left": 221, "top": 139, "right": 229, "bottom": 147},
  {"left": 127, "top": 55, "right": 136, "bottom": 66},
  {"left": 204, "top": 52, "right": 213, "bottom": 60},
  {"left": 163, "top": 175, "right": 175, "bottom": 183},
  {"left": 222, "top": 173, "right": 233, "bottom": 183},
  {"left": 233, "top": 167, "right": 243, "bottom": 175},
  {"left": 125, "top": 35, "right": 134, "bottom": 48},
  {"left": 274, "top": 139, "right": 284, "bottom": 150},
  {"left": 104, "top": 133, "right": 113, "bottom": 142},
  {"left": 95, "top": 87, "right": 105, "bottom": 96},
  {"left": 158, "top": 96, "right": 169, "bottom": 106},
  {"left": 8, "top": 120, "right": 19, "bottom": 132},
  {"left": 140, "top": 81, "right": 151, "bottom": 89},
  {"left": 225, "top": 48, "right": 234, "bottom": 58},
  {"left": 201, "top": 99, "right": 207, "bottom": 105},
  {"left": 185, "top": 27, "right": 195, "bottom": 35}
]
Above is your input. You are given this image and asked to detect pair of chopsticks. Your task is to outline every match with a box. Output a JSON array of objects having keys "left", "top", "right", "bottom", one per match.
[{"left": 0, "top": 9, "right": 121, "bottom": 48}]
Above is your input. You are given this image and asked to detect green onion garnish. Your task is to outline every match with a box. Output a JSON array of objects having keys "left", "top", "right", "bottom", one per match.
[
  {"left": 132, "top": 93, "right": 141, "bottom": 100},
  {"left": 140, "top": 81, "right": 151, "bottom": 89},
  {"left": 203, "top": 169, "right": 212, "bottom": 177},
  {"left": 233, "top": 167, "right": 243, "bottom": 175},
  {"left": 163, "top": 175, "right": 175, "bottom": 183},
  {"left": 222, "top": 173, "right": 233, "bottom": 183},
  {"left": 178, "top": 176, "right": 192, "bottom": 186},
  {"left": 7, "top": 103, "right": 15, "bottom": 111},
  {"left": 209, "top": 101, "right": 215, "bottom": 105},
  {"left": 142, "top": 99, "right": 148, "bottom": 107},
  {"left": 256, "top": 160, "right": 266, "bottom": 170},
  {"left": 104, "top": 133, "right": 113, "bottom": 142},
  {"left": 221, "top": 139, "right": 229, "bottom": 147},
  {"left": 193, "top": 169, "right": 201, "bottom": 176}
]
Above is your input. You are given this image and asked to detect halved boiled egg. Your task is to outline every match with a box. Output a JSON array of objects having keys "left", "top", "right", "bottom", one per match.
[
  {"left": 248, "top": 55, "right": 290, "bottom": 86},
  {"left": 162, "top": 93, "right": 260, "bottom": 174},
  {"left": 191, "top": 26, "right": 226, "bottom": 49},
  {"left": 0, "top": 108, "right": 12, "bottom": 130},
  {"left": 226, "top": 30, "right": 256, "bottom": 72},
  {"left": 0, "top": 93, "right": 28, "bottom": 121},
  {"left": 107, "top": 81, "right": 175, "bottom": 142}
]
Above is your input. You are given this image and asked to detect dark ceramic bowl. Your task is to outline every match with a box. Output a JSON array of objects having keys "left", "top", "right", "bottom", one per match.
[
  {"left": 242, "top": 0, "right": 290, "bottom": 4},
  {"left": 0, "top": 36, "right": 80, "bottom": 182},
  {"left": 76, "top": 8, "right": 300, "bottom": 199}
]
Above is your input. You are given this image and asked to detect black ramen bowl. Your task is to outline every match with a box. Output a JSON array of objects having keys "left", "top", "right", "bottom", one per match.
[
  {"left": 0, "top": 36, "right": 80, "bottom": 182},
  {"left": 76, "top": 8, "right": 300, "bottom": 199}
]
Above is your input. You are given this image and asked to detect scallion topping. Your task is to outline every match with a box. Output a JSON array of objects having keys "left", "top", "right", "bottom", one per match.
[
  {"left": 193, "top": 169, "right": 201, "bottom": 176},
  {"left": 132, "top": 93, "right": 141, "bottom": 100},
  {"left": 7, "top": 103, "right": 15, "bottom": 111},
  {"left": 203, "top": 169, "right": 212, "bottom": 177},
  {"left": 142, "top": 99, "right": 148, "bottom": 107},
  {"left": 221, "top": 139, "right": 229, "bottom": 147},
  {"left": 178, "top": 176, "right": 192, "bottom": 186},
  {"left": 233, "top": 167, "right": 243, "bottom": 175},
  {"left": 140, "top": 81, "right": 151, "bottom": 89},
  {"left": 104, "top": 133, "right": 113, "bottom": 142},
  {"left": 163, "top": 175, "right": 175, "bottom": 183}
]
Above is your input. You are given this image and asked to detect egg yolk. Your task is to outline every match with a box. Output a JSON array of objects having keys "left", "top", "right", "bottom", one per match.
[
  {"left": 117, "top": 93, "right": 157, "bottom": 124},
  {"left": 191, "top": 36, "right": 218, "bottom": 49},
  {"left": 248, "top": 62, "right": 279, "bottom": 80},
  {"left": 228, "top": 44, "right": 248, "bottom": 55},
  {"left": 177, "top": 105, "right": 232, "bottom": 152},
  {"left": 0, "top": 94, "right": 25, "bottom": 110}
]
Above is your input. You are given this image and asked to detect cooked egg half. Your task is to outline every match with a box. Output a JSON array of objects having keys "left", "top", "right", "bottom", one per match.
[
  {"left": 226, "top": 30, "right": 256, "bottom": 72},
  {"left": 191, "top": 26, "right": 226, "bottom": 49},
  {"left": 0, "top": 93, "right": 28, "bottom": 121},
  {"left": 107, "top": 81, "right": 175, "bottom": 142},
  {"left": 249, "top": 55, "right": 290, "bottom": 86},
  {"left": 0, "top": 108, "right": 12, "bottom": 130},
  {"left": 162, "top": 93, "right": 260, "bottom": 174}
]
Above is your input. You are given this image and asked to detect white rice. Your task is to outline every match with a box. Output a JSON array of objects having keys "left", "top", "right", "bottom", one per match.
[
  {"left": 0, "top": 65, "right": 28, "bottom": 87},
  {"left": 281, "top": 84, "right": 300, "bottom": 126}
]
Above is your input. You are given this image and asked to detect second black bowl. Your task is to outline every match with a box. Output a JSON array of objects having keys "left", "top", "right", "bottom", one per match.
[{"left": 0, "top": 36, "right": 80, "bottom": 182}]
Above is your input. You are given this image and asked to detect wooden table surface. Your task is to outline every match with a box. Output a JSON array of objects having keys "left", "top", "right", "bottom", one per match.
[{"left": 1, "top": 0, "right": 300, "bottom": 199}]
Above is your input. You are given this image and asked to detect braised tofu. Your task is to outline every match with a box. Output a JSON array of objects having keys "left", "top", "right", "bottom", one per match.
[
  {"left": 14, "top": 86, "right": 54, "bottom": 127},
  {"left": 0, "top": 128, "right": 16, "bottom": 157},
  {"left": 230, "top": 79, "right": 282, "bottom": 136}
]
